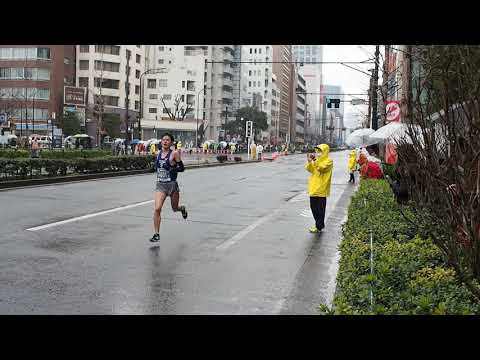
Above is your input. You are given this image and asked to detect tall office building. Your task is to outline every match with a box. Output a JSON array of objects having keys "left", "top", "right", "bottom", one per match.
[
  {"left": 272, "top": 45, "right": 293, "bottom": 142},
  {"left": 292, "top": 45, "right": 323, "bottom": 143}
]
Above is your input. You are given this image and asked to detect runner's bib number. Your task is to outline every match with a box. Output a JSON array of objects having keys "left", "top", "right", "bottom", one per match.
[{"left": 156, "top": 160, "right": 172, "bottom": 182}]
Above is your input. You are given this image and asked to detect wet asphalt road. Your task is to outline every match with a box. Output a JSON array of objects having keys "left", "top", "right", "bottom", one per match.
[{"left": 0, "top": 150, "right": 355, "bottom": 314}]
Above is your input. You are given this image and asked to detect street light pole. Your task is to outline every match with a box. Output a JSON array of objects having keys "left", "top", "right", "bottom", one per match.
[{"left": 196, "top": 86, "right": 212, "bottom": 150}]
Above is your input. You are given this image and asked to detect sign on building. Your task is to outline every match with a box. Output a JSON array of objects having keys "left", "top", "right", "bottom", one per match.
[
  {"left": 385, "top": 100, "right": 401, "bottom": 122},
  {"left": 64, "top": 86, "right": 86, "bottom": 106}
]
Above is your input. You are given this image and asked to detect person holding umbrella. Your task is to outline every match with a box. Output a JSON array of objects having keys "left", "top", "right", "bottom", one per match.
[{"left": 150, "top": 133, "right": 188, "bottom": 243}]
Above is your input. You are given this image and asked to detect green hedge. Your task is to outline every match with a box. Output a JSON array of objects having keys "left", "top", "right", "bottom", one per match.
[
  {"left": 0, "top": 149, "right": 112, "bottom": 159},
  {"left": 0, "top": 155, "right": 156, "bottom": 180},
  {"left": 322, "top": 179, "right": 480, "bottom": 315}
]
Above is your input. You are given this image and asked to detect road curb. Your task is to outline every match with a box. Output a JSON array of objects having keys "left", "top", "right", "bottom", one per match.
[{"left": 0, "top": 159, "right": 261, "bottom": 190}]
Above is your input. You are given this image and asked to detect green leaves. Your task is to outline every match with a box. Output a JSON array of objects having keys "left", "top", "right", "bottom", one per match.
[
  {"left": 0, "top": 155, "right": 156, "bottom": 180},
  {"left": 331, "top": 179, "right": 480, "bottom": 315}
]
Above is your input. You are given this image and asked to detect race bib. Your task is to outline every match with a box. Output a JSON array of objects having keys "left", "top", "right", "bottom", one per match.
[{"left": 156, "top": 160, "right": 171, "bottom": 182}]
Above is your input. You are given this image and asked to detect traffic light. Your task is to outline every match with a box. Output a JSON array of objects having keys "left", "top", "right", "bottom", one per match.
[{"left": 327, "top": 99, "right": 340, "bottom": 108}]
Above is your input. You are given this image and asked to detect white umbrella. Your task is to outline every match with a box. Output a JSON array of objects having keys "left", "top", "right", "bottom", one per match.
[
  {"left": 73, "top": 134, "right": 90, "bottom": 138},
  {"left": 346, "top": 128, "right": 379, "bottom": 147},
  {"left": 370, "top": 122, "right": 409, "bottom": 142}
]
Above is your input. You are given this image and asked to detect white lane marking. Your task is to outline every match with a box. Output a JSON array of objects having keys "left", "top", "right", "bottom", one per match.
[
  {"left": 299, "top": 209, "right": 311, "bottom": 218},
  {"left": 26, "top": 199, "right": 154, "bottom": 232},
  {"left": 216, "top": 207, "right": 283, "bottom": 251}
]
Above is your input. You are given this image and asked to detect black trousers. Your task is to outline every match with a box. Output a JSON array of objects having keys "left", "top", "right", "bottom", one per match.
[
  {"left": 349, "top": 172, "right": 355, "bottom": 183},
  {"left": 310, "top": 196, "right": 327, "bottom": 230}
]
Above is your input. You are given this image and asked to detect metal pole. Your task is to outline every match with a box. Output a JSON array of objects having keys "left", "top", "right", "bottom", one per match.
[
  {"left": 138, "top": 72, "right": 143, "bottom": 140},
  {"left": 371, "top": 45, "right": 380, "bottom": 130}
]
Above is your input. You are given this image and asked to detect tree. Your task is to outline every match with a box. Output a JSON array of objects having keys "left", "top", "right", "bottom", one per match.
[
  {"left": 394, "top": 45, "right": 480, "bottom": 300},
  {"left": 224, "top": 106, "right": 268, "bottom": 141},
  {"left": 60, "top": 111, "right": 81, "bottom": 136},
  {"left": 160, "top": 94, "right": 194, "bottom": 121},
  {"left": 102, "top": 113, "right": 121, "bottom": 139}
]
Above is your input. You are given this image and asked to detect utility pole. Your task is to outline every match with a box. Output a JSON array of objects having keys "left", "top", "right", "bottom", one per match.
[
  {"left": 125, "top": 49, "right": 131, "bottom": 142},
  {"left": 367, "top": 76, "right": 372, "bottom": 128},
  {"left": 371, "top": 45, "right": 380, "bottom": 130},
  {"left": 381, "top": 45, "right": 390, "bottom": 128}
]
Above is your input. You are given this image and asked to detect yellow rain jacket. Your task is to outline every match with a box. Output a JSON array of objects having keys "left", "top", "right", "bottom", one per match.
[
  {"left": 347, "top": 150, "right": 357, "bottom": 172},
  {"left": 305, "top": 144, "right": 334, "bottom": 197}
]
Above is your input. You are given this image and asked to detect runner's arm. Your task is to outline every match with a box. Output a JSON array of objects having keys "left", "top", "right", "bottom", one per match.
[{"left": 173, "top": 150, "right": 185, "bottom": 172}]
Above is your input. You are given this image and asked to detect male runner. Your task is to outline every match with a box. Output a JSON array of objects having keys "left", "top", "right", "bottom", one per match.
[{"left": 150, "top": 133, "right": 188, "bottom": 242}]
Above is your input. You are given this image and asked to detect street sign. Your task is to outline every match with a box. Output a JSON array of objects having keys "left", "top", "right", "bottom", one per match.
[
  {"left": 385, "top": 100, "right": 401, "bottom": 122},
  {"left": 246, "top": 121, "right": 253, "bottom": 138}
]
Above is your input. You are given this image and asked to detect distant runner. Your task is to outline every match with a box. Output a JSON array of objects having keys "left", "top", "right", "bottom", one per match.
[{"left": 150, "top": 133, "right": 188, "bottom": 243}]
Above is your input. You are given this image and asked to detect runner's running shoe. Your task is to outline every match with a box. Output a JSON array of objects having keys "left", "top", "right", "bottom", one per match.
[
  {"left": 150, "top": 233, "right": 160, "bottom": 242},
  {"left": 180, "top": 205, "right": 188, "bottom": 219}
]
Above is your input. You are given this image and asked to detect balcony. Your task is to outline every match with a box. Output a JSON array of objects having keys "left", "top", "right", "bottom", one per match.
[
  {"left": 222, "top": 91, "right": 233, "bottom": 100},
  {"left": 223, "top": 64, "right": 233, "bottom": 75}
]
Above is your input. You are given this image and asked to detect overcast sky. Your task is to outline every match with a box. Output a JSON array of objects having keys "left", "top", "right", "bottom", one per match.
[{"left": 322, "top": 45, "right": 377, "bottom": 129}]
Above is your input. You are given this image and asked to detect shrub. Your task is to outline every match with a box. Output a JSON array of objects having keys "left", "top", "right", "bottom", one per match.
[
  {"left": 324, "top": 179, "right": 480, "bottom": 315},
  {"left": 0, "top": 155, "right": 156, "bottom": 180}
]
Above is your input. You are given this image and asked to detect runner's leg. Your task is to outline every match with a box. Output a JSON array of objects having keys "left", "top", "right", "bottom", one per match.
[
  {"left": 154, "top": 191, "right": 168, "bottom": 234},
  {"left": 170, "top": 191, "right": 180, "bottom": 212}
]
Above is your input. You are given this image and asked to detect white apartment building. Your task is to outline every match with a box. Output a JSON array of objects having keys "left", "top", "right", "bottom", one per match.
[
  {"left": 239, "top": 45, "right": 274, "bottom": 142},
  {"left": 141, "top": 45, "right": 238, "bottom": 143},
  {"left": 141, "top": 45, "right": 206, "bottom": 141},
  {"left": 76, "top": 45, "right": 145, "bottom": 141}
]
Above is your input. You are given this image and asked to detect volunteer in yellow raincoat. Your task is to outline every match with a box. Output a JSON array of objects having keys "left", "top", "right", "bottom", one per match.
[
  {"left": 347, "top": 150, "right": 357, "bottom": 184},
  {"left": 305, "top": 144, "right": 333, "bottom": 233}
]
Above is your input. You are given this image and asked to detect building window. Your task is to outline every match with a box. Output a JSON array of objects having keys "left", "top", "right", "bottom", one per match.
[
  {"left": 37, "top": 48, "right": 51, "bottom": 59},
  {"left": 149, "top": 108, "right": 157, "bottom": 113},
  {"left": 147, "top": 79, "right": 157, "bottom": 88},
  {"left": 181, "top": 95, "right": 185, "bottom": 102},
  {"left": 136, "top": 70, "right": 140, "bottom": 79},
  {"left": 135, "top": 100, "right": 139, "bottom": 110},
  {"left": 79, "top": 60, "right": 89, "bottom": 70},
  {"left": 162, "top": 94, "right": 171, "bottom": 100},
  {"left": 94, "top": 60, "right": 120, "bottom": 72},
  {"left": 249, "top": 70, "right": 252, "bottom": 76},
  {"left": 94, "top": 78, "right": 120, "bottom": 89},
  {"left": 136, "top": 45, "right": 141, "bottom": 48},
  {"left": 95, "top": 95, "right": 119, "bottom": 106},
  {"left": 159, "top": 46, "right": 164, "bottom": 51},
  {"left": 135, "top": 85, "right": 140, "bottom": 94},
  {"left": 136, "top": 54, "right": 141, "bottom": 63},
  {"left": 159, "top": 79, "right": 168, "bottom": 87},
  {"left": 149, "top": 94, "right": 158, "bottom": 99},
  {"left": 254, "top": 49, "right": 257, "bottom": 54},
  {"left": 249, "top": 81, "right": 251, "bottom": 87},
  {"left": 182, "top": 81, "right": 185, "bottom": 88},
  {"left": 258, "top": 81, "right": 261, "bottom": 87},
  {"left": 78, "top": 77, "right": 89, "bottom": 87},
  {"left": 259, "top": 48, "right": 262, "bottom": 54},
  {"left": 79, "top": 45, "right": 89, "bottom": 53},
  {"left": 95, "top": 45, "right": 120, "bottom": 56},
  {"left": 253, "top": 82, "right": 256, "bottom": 87},
  {"left": 158, "top": 59, "right": 164, "bottom": 64}
]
